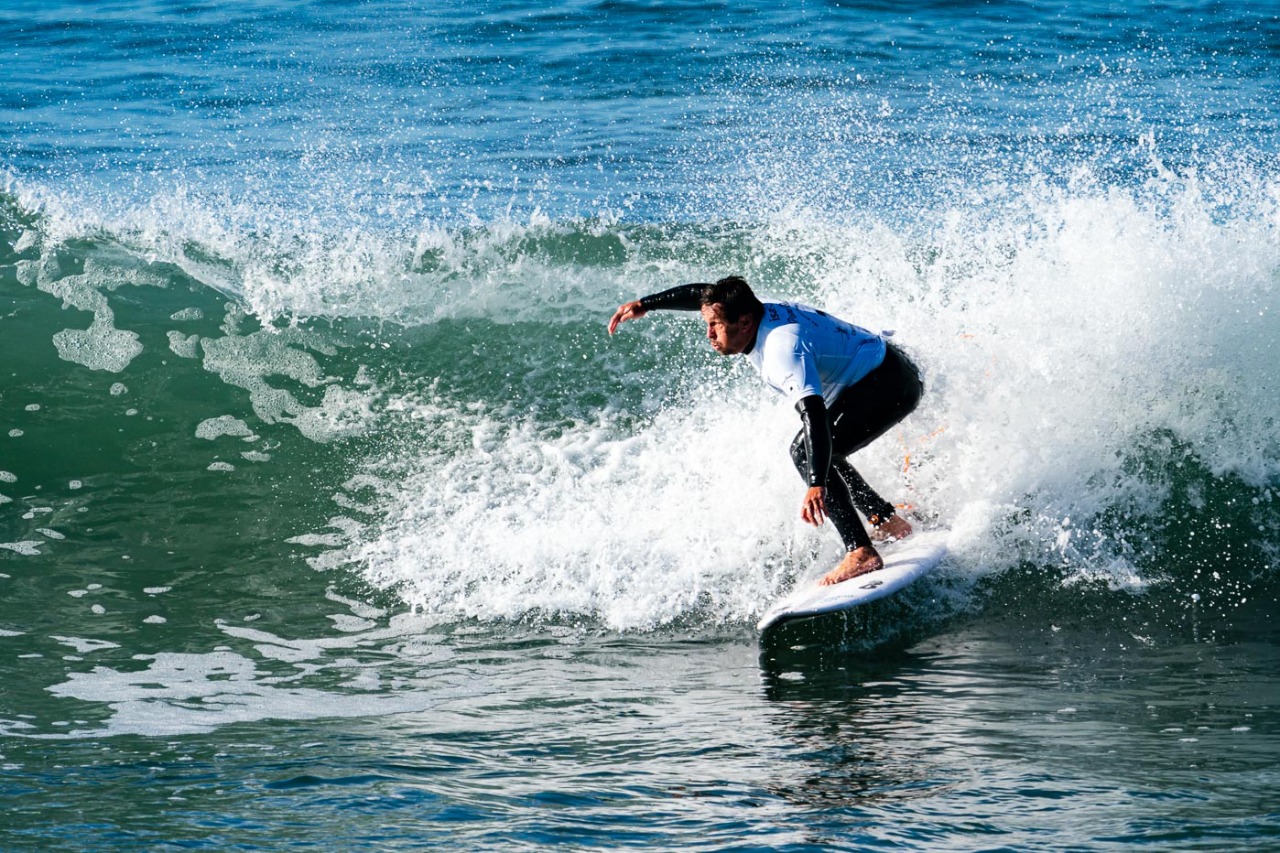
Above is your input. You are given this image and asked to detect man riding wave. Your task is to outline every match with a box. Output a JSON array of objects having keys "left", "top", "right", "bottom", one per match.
[{"left": 609, "top": 276, "right": 922, "bottom": 585}]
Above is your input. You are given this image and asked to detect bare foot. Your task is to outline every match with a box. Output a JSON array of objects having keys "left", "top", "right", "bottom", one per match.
[
  {"left": 870, "top": 514, "right": 913, "bottom": 543},
  {"left": 819, "top": 547, "right": 884, "bottom": 585}
]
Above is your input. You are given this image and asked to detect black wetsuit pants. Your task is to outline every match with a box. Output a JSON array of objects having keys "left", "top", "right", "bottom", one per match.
[{"left": 788, "top": 343, "right": 924, "bottom": 551}]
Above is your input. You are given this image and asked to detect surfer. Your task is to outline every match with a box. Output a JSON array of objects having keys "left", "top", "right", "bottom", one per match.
[{"left": 608, "top": 276, "right": 922, "bottom": 584}]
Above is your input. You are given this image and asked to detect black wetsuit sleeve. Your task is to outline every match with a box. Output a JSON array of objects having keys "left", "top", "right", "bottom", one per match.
[
  {"left": 638, "top": 283, "right": 706, "bottom": 312},
  {"left": 796, "top": 394, "right": 833, "bottom": 488}
]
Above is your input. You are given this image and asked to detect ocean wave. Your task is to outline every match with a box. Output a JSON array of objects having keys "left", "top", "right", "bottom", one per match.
[{"left": 3, "top": 159, "right": 1278, "bottom": 631}]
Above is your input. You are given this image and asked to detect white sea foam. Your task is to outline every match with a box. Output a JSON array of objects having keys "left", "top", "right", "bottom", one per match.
[
  {"left": 196, "top": 415, "right": 256, "bottom": 441},
  {"left": 22, "top": 614, "right": 472, "bottom": 738},
  {"left": 1, "top": 542, "right": 42, "bottom": 556},
  {"left": 167, "top": 330, "right": 201, "bottom": 358},
  {"left": 344, "top": 389, "right": 851, "bottom": 630},
  {"left": 199, "top": 327, "right": 378, "bottom": 442},
  {"left": 288, "top": 532, "right": 347, "bottom": 547},
  {"left": 31, "top": 260, "right": 150, "bottom": 373},
  {"left": 51, "top": 636, "right": 121, "bottom": 654}
]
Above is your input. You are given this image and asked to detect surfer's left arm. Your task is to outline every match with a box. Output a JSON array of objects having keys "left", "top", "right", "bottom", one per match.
[{"left": 796, "top": 394, "right": 833, "bottom": 527}]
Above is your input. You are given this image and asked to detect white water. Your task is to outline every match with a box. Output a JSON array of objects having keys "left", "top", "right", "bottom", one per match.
[
  {"left": 9, "top": 157, "right": 1279, "bottom": 630},
  {"left": 322, "top": 162, "right": 1280, "bottom": 630}
]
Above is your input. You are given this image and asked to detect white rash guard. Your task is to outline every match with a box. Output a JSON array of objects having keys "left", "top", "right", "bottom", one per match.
[{"left": 746, "top": 301, "right": 887, "bottom": 407}]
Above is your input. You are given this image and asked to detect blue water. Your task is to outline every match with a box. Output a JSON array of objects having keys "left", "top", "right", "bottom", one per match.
[
  {"left": 9, "top": 0, "right": 1276, "bottom": 223},
  {"left": 3, "top": 1, "right": 1280, "bottom": 849}
]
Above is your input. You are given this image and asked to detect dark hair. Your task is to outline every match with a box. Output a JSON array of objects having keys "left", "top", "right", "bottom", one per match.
[{"left": 700, "top": 276, "right": 764, "bottom": 324}]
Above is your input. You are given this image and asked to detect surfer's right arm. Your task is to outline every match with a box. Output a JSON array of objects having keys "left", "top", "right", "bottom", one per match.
[
  {"left": 608, "top": 283, "right": 706, "bottom": 334},
  {"left": 795, "top": 394, "right": 833, "bottom": 527}
]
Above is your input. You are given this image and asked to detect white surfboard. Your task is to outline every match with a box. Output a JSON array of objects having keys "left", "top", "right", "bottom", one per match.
[{"left": 757, "top": 529, "right": 949, "bottom": 632}]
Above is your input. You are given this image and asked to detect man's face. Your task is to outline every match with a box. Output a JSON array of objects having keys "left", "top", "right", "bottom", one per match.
[{"left": 700, "top": 303, "right": 755, "bottom": 355}]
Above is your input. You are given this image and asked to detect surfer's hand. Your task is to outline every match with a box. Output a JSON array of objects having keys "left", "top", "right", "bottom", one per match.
[
  {"left": 607, "top": 300, "right": 647, "bottom": 334},
  {"left": 801, "top": 486, "right": 826, "bottom": 527}
]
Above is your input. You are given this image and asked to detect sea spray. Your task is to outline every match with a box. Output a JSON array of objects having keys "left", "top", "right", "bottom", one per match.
[{"left": 298, "top": 165, "right": 1279, "bottom": 629}]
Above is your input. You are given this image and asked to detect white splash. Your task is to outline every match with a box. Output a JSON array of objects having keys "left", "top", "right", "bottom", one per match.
[{"left": 340, "top": 164, "right": 1280, "bottom": 629}]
